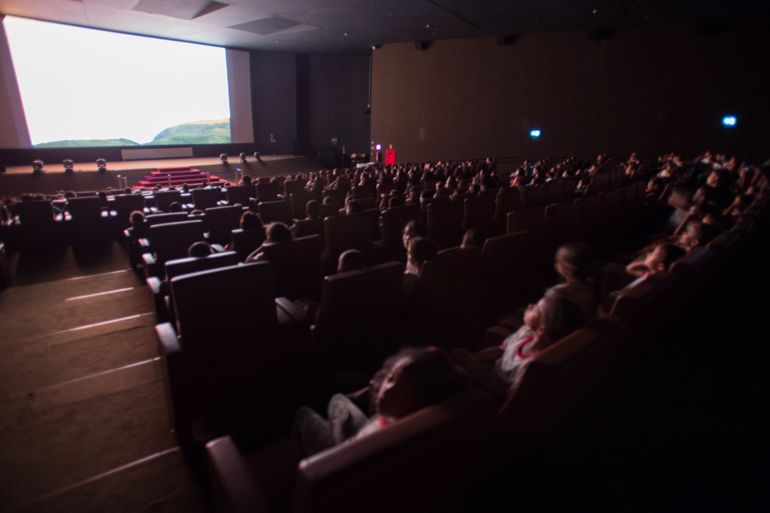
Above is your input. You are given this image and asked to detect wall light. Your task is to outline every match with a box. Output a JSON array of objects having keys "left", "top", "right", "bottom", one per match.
[
  {"left": 530, "top": 129, "right": 542, "bottom": 139},
  {"left": 722, "top": 115, "right": 737, "bottom": 127}
]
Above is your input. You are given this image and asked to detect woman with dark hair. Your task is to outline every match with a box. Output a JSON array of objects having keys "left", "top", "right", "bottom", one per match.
[
  {"left": 550, "top": 242, "right": 600, "bottom": 322},
  {"left": 293, "top": 347, "right": 467, "bottom": 456}
]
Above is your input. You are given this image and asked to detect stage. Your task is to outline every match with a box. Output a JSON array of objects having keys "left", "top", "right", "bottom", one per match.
[{"left": 0, "top": 155, "right": 319, "bottom": 196}]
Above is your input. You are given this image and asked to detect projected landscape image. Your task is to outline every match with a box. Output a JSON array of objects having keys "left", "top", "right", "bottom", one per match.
[
  {"left": 34, "top": 119, "right": 232, "bottom": 148},
  {"left": 4, "top": 17, "right": 232, "bottom": 149}
]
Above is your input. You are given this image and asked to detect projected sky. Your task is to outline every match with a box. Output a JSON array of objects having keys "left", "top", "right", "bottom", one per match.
[{"left": 3, "top": 16, "right": 231, "bottom": 147}]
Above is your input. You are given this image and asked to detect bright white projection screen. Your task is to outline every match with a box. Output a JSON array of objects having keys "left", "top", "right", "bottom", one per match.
[{"left": 0, "top": 16, "right": 253, "bottom": 149}]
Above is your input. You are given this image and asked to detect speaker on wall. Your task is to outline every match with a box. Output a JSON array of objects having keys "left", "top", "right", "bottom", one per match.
[{"left": 414, "top": 40, "right": 430, "bottom": 51}]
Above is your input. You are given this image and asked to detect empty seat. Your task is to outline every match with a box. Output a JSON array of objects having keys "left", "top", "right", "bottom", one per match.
[
  {"left": 226, "top": 184, "right": 254, "bottom": 206},
  {"left": 478, "top": 231, "right": 539, "bottom": 323},
  {"left": 313, "top": 262, "right": 404, "bottom": 372},
  {"left": 152, "top": 190, "right": 182, "bottom": 211},
  {"left": 427, "top": 199, "right": 462, "bottom": 249},
  {"left": 205, "top": 205, "right": 242, "bottom": 245},
  {"left": 544, "top": 201, "right": 580, "bottom": 247},
  {"left": 258, "top": 200, "right": 293, "bottom": 225},
  {"left": 147, "top": 251, "right": 240, "bottom": 323},
  {"left": 206, "top": 388, "right": 496, "bottom": 513},
  {"left": 65, "top": 196, "right": 109, "bottom": 243},
  {"left": 323, "top": 213, "right": 376, "bottom": 266},
  {"left": 494, "top": 187, "right": 523, "bottom": 229},
  {"left": 407, "top": 247, "right": 482, "bottom": 348},
  {"left": 575, "top": 193, "right": 607, "bottom": 244},
  {"left": 256, "top": 182, "right": 280, "bottom": 202},
  {"left": 291, "top": 218, "right": 324, "bottom": 242},
  {"left": 230, "top": 227, "right": 266, "bottom": 261},
  {"left": 462, "top": 194, "right": 496, "bottom": 234},
  {"left": 156, "top": 262, "right": 292, "bottom": 446},
  {"left": 290, "top": 191, "right": 316, "bottom": 219},
  {"left": 319, "top": 202, "right": 340, "bottom": 219},
  {"left": 113, "top": 194, "right": 146, "bottom": 229},
  {"left": 142, "top": 220, "right": 205, "bottom": 277},
  {"left": 15, "top": 200, "right": 64, "bottom": 249},
  {"left": 192, "top": 188, "right": 224, "bottom": 210},
  {"left": 521, "top": 185, "right": 548, "bottom": 208},
  {"left": 378, "top": 204, "right": 420, "bottom": 261},
  {"left": 258, "top": 235, "right": 324, "bottom": 300}
]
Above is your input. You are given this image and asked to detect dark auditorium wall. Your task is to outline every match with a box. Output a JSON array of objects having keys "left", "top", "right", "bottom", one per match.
[
  {"left": 297, "top": 54, "right": 371, "bottom": 155},
  {"left": 371, "top": 22, "right": 770, "bottom": 163},
  {"left": 249, "top": 52, "right": 371, "bottom": 160}
]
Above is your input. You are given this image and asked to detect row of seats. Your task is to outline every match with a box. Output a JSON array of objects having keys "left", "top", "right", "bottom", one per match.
[{"left": 198, "top": 185, "right": 769, "bottom": 513}]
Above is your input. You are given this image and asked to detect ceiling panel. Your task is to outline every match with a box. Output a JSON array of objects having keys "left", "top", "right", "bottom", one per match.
[{"left": 1, "top": 0, "right": 768, "bottom": 53}]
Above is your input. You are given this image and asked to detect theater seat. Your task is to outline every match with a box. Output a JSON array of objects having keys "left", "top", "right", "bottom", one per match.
[
  {"left": 258, "top": 235, "right": 323, "bottom": 300},
  {"left": 157, "top": 262, "right": 295, "bottom": 447},
  {"left": 406, "top": 247, "right": 482, "bottom": 348},
  {"left": 231, "top": 228, "right": 266, "bottom": 261},
  {"left": 226, "top": 185, "right": 255, "bottom": 206},
  {"left": 544, "top": 201, "right": 580, "bottom": 247},
  {"left": 291, "top": 219, "right": 324, "bottom": 242},
  {"left": 65, "top": 196, "right": 110, "bottom": 244},
  {"left": 427, "top": 199, "right": 462, "bottom": 249},
  {"left": 146, "top": 251, "right": 240, "bottom": 323},
  {"left": 205, "top": 205, "right": 242, "bottom": 245},
  {"left": 206, "top": 388, "right": 496, "bottom": 513},
  {"left": 146, "top": 212, "right": 189, "bottom": 226},
  {"left": 323, "top": 213, "right": 375, "bottom": 268},
  {"left": 113, "top": 194, "right": 146, "bottom": 229},
  {"left": 152, "top": 190, "right": 182, "bottom": 212},
  {"left": 462, "top": 194, "right": 497, "bottom": 234},
  {"left": 259, "top": 200, "right": 293, "bottom": 225},
  {"left": 142, "top": 219, "right": 205, "bottom": 278},
  {"left": 494, "top": 187, "right": 523, "bottom": 231},
  {"left": 478, "top": 231, "right": 539, "bottom": 324},
  {"left": 290, "top": 191, "right": 316, "bottom": 219},
  {"left": 377, "top": 204, "right": 420, "bottom": 262},
  {"left": 312, "top": 262, "right": 404, "bottom": 373},
  {"left": 193, "top": 187, "right": 224, "bottom": 210},
  {"left": 15, "top": 200, "right": 65, "bottom": 250},
  {"left": 498, "top": 317, "right": 632, "bottom": 455}
]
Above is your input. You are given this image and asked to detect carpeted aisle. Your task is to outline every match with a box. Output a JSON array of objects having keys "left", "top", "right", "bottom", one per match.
[{"left": 0, "top": 262, "right": 207, "bottom": 512}]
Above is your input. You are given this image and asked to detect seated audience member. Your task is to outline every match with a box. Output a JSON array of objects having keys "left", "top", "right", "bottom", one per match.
[
  {"left": 403, "top": 236, "right": 438, "bottom": 299},
  {"left": 168, "top": 201, "right": 183, "bottom": 213},
  {"left": 337, "top": 249, "right": 365, "bottom": 274},
  {"left": 127, "top": 210, "right": 148, "bottom": 239},
  {"left": 622, "top": 242, "right": 687, "bottom": 291},
  {"left": 245, "top": 221, "right": 293, "bottom": 262},
  {"left": 453, "top": 289, "right": 585, "bottom": 399},
  {"left": 345, "top": 198, "right": 364, "bottom": 215},
  {"left": 550, "top": 243, "right": 600, "bottom": 323},
  {"left": 225, "top": 211, "right": 263, "bottom": 251},
  {"left": 188, "top": 241, "right": 213, "bottom": 258},
  {"left": 305, "top": 199, "right": 321, "bottom": 220},
  {"left": 405, "top": 237, "right": 438, "bottom": 276},
  {"left": 387, "top": 195, "right": 405, "bottom": 209},
  {"left": 677, "top": 220, "right": 720, "bottom": 251},
  {"left": 461, "top": 228, "right": 488, "bottom": 251},
  {"left": 402, "top": 220, "right": 428, "bottom": 251},
  {"left": 292, "top": 347, "right": 467, "bottom": 456}
]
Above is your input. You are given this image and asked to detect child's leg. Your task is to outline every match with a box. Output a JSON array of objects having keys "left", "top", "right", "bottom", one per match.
[
  {"left": 292, "top": 406, "right": 335, "bottom": 456},
  {"left": 327, "top": 394, "right": 370, "bottom": 443}
]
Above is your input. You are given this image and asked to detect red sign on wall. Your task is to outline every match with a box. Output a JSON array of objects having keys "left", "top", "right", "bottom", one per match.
[{"left": 385, "top": 149, "right": 397, "bottom": 166}]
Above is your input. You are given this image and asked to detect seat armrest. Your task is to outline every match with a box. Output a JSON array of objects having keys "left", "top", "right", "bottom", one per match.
[
  {"left": 138, "top": 238, "right": 152, "bottom": 248},
  {"left": 275, "top": 297, "right": 306, "bottom": 323},
  {"left": 211, "top": 243, "right": 226, "bottom": 253},
  {"left": 206, "top": 436, "right": 271, "bottom": 513},
  {"left": 156, "top": 322, "right": 181, "bottom": 355},
  {"left": 146, "top": 276, "right": 163, "bottom": 296},
  {"left": 141, "top": 253, "right": 157, "bottom": 267},
  {"left": 484, "top": 325, "right": 514, "bottom": 348}
]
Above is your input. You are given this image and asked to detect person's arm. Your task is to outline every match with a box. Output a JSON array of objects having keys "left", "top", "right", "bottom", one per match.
[{"left": 625, "top": 259, "right": 649, "bottom": 277}]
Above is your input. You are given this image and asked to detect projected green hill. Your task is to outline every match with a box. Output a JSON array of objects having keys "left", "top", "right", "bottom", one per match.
[
  {"left": 36, "top": 138, "right": 139, "bottom": 148},
  {"left": 150, "top": 119, "right": 231, "bottom": 145},
  {"left": 33, "top": 119, "right": 231, "bottom": 148}
]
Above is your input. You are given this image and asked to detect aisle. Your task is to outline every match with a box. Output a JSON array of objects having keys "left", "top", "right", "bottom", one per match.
[{"left": 0, "top": 266, "right": 206, "bottom": 512}]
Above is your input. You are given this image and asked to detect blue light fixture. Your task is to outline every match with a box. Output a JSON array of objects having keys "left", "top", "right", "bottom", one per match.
[
  {"left": 530, "top": 129, "right": 542, "bottom": 139},
  {"left": 722, "top": 115, "right": 737, "bottom": 127}
]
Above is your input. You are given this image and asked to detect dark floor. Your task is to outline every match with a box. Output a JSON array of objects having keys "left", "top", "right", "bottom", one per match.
[{"left": 0, "top": 241, "right": 207, "bottom": 513}]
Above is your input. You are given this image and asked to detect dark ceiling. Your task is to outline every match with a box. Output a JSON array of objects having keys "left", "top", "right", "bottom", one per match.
[{"left": 0, "top": 0, "right": 768, "bottom": 54}]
